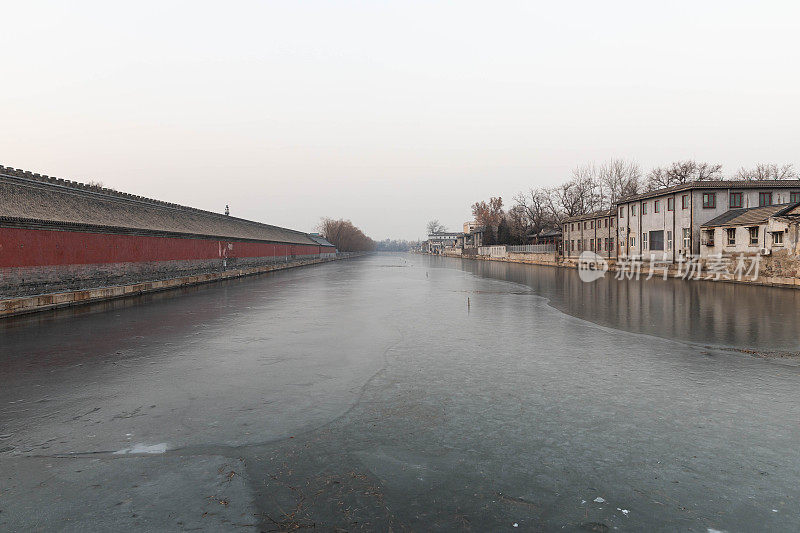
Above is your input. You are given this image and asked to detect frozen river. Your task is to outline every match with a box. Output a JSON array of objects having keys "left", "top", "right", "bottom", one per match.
[{"left": 1, "top": 253, "right": 798, "bottom": 531}]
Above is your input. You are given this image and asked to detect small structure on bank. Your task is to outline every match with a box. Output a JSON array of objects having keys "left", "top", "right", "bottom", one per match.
[{"left": 700, "top": 202, "right": 800, "bottom": 258}]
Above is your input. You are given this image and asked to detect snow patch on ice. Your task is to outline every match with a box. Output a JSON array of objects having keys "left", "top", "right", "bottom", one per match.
[
  {"left": 594, "top": 497, "right": 606, "bottom": 503},
  {"left": 114, "top": 443, "right": 168, "bottom": 455}
]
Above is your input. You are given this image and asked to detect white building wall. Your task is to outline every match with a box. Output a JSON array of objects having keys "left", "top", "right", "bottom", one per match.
[{"left": 618, "top": 185, "right": 800, "bottom": 262}]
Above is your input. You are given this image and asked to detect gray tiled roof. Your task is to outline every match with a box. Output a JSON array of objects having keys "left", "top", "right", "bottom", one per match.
[
  {"left": 0, "top": 165, "right": 318, "bottom": 245},
  {"left": 620, "top": 180, "right": 800, "bottom": 203},
  {"left": 564, "top": 209, "right": 616, "bottom": 223},
  {"left": 701, "top": 202, "right": 800, "bottom": 227},
  {"left": 308, "top": 234, "right": 336, "bottom": 247}
]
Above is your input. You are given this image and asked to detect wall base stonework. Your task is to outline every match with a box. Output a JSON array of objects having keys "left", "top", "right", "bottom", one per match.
[
  {"left": 425, "top": 251, "right": 800, "bottom": 290},
  {"left": 0, "top": 254, "right": 327, "bottom": 298},
  {"left": 0, "top": 254, "right": 360, "bottom": 319}
]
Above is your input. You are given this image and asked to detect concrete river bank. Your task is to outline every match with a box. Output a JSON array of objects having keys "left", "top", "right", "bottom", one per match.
[{"left": 1, "top": 253, "right": 798, "bottom": 531}]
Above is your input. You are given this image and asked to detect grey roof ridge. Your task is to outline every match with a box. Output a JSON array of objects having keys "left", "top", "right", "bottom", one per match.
[
  {"left": 701, "top": 201, "right": 800, "bottom": 227},
  {"left": 0, "top": 166, "right": 312, "bottom": 239}
]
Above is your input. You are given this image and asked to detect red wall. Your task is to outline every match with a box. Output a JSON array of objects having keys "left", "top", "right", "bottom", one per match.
[{"left": 0, "top": 227, "right": 335, "bottom": 268}]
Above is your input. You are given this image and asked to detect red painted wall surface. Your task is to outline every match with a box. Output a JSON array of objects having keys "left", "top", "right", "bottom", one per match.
[{"left": 0, "top": 227, "right": 335, "bottom": 267}]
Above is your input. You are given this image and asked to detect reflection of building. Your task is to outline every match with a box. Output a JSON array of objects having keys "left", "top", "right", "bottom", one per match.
[
  {"left": 700, "top": 202, "right": 800, "bottom": 257},
  {"left": 562, "top": 210, "right": 616, "bottom": 259}
]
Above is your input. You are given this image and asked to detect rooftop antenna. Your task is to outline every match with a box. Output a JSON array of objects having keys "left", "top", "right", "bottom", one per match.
[{"left": 225, "top": 204, "right": 230, "bottom": 216}]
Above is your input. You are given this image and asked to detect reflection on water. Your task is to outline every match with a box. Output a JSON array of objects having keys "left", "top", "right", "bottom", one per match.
[{"left": 433, "top": 256, "right": 800, "bottom": 352}]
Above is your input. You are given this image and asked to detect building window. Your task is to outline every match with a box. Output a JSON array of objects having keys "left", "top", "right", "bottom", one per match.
[
  {"left": 773, "top": 231, "right": 784, "bottom": 245},
  {"left": 667, "top": 197, "right": 674, "bottom": 211},
  {"left": 649, "top": 230, "right": 664, "bottom": 251},
  {"left": 577, "top": 239, "right": 582, "bottom": 251},
  {"left": 730, "top": 192, "right": 743, "bottom": 208},
  {"left": 702, "top": 192, "right": 716, "bottom": 208},
  {"left": 666, "top": 230, "right": 673, "bottom": 251},
  {"left": 726, "top": 228, "right": 736, "bottom": 245},
  {"left": 641, "top": 232, "right": 648, "bottom": 250},
  {"left": 703, "top": 229, "right": 715, "bottom": 246},
  {"left": 642, "top": 202, "right": 648, "bottom": 215},
  {"left": 791, "top": 192, "right": 800, "bottom": 203},
  {"left": 682, "top": 195, "right": 689, "bottom": 209},
  {"left": 682, "top": 228, "right": 691, "bottom": 250},
  {"left": 631, "top": 205, "right": 637, "bottom": 216},
  {"left": 759, "top": 192, "right": 773, "bottom": 206},
  {"left": 591, "top": 220, "right": 594, "bottom": 229},
  {"left": 590, "top": 239, "right": 594, "bottom": 251},
  {"left": 571, "top": 223, "right": 574, "bottom": 231},
  {"left": 571, "top": 240, "right": 575, "bottom": 251},
  {"left": 749, "top": 227, "right": 759, "bottom": 245},
  {"left": 604, "top": 218, "right": 608, "bottom": 228},
  {"left": 619, "top": 206, "right": 624, "bottom": 218},
  {"left": 610, "top": 218, "right": 614, "bottom": 228},
  {"left": 630, "top": 236, "right": 636, "bottom": 247},
  {"left": 654, "top": 200, "right": 660, "bottom": 213},
  {"left": 609, "top": 237, "right": 614, "bottom": 251}
]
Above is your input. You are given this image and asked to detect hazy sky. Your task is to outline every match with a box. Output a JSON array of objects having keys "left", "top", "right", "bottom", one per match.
[{"left": 2, "top": 1, "right": 799, "bottom": 240}]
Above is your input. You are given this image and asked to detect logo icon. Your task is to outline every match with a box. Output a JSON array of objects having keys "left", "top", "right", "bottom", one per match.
[{"left": 577, "top": 251, "right": 609, "bottom": 282}]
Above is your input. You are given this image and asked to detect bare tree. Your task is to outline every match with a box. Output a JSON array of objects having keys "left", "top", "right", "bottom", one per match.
[
  {"left": 733, "top": 163, "right": 798, "bottom": 181},
  {"left": 550, "top": 166, "right": 602, "bottom": 219},
  {"left": 513, "top": 188, "right": 554, "bottom": 236},
  {"left": 646, "top": 160, "right": 723, "bottom": 190},
  {"left": 318, "top": 218, "right": 375, "bottom": 251},
  {"left": 426, "top": 219, "right": 447, "bottom": 235},
  {"left": 505, "top": 205, "right": 529, "bottom": 244},
  {"left": 598, "top": 159, "right": 641, "bottom": 205}
]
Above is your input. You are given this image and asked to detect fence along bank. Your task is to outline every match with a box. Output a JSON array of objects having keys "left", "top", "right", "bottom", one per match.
[{"left": 0, "top": 166, "right": 339, "bottom": 317}]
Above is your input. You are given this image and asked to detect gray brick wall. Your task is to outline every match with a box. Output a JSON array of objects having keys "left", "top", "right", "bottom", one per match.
[{"left": 0, "top": 255, "right": 321, "bottom": 298}]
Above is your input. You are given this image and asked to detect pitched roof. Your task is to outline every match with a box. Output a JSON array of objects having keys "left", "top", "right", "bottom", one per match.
[
  {"left": 308, "top": 233, "right": 336, "bottom": 247},
  {"left": 0, "top": 165, "right": 318, "bottom": 245},
  {"left": 701, "top": 202, "right": 800, "bottom": 228},
  {"left": 620, "top": 179, "right": 800, "bottom": 203}
]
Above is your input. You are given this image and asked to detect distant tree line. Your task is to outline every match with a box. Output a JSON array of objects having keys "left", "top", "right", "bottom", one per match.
[
  {"left": 318, "top": 218, "right": 375, "bottom": 252},
  {"left": 431, "top": 159, "right": 798, "bottom": 246},
  {"left": 375, "top": 239, "right": 420, "bottom": 252}
]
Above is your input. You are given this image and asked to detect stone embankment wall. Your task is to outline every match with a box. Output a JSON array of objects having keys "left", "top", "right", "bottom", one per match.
[
  {"left": 0, "top": 254, "right": 362, "bottom": 318},
  {"left": 437, "top": 246, "right": 800, "bottom": 290}
]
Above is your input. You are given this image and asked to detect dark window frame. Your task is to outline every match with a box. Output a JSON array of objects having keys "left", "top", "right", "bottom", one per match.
[{"left": 749, "top": 226, "right": 759, "bottom": 245}]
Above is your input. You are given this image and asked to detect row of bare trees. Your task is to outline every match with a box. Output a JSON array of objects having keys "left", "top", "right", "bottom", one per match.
[
  {"left": 450, "top": 159, "right": 798, "bottom": 246},
  {"left": 318, "top": 218, "right": 375, "bottom": 252}
]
